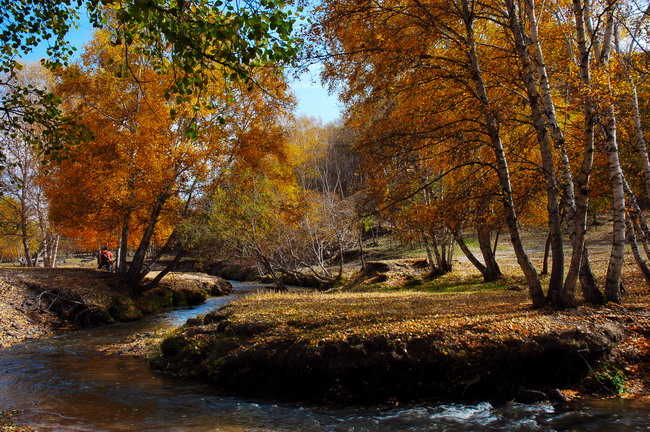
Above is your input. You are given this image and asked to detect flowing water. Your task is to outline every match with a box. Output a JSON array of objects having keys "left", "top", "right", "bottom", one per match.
[{"left": 1, "top": 281, "right": 650, "bottom": 431}]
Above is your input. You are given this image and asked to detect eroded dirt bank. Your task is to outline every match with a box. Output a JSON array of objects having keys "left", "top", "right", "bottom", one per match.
[
  {"left": 0, "top": 268, "right": 232, "bottom": 348},
  {"left": 151, "top": 290, "right": 645, "bottom": 404}
]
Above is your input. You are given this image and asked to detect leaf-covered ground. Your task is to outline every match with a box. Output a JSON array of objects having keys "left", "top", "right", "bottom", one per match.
[
  {"left": 0, "top": 410, "right": 33, "bottom": 432},
  {"left": 0, "top": 278, "right": 54, "bottom": 348},
  {"left": 220, "top": 290, "right": 574, "bottom": 345}
]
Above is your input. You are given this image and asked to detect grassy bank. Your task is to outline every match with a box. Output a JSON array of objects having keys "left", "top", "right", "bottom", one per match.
[{"left": 152, "top": 284, "right": 649, "bottom": 403}]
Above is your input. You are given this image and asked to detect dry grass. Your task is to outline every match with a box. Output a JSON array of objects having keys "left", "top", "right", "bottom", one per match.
[
  {"left": 159, "top": 265, "right": 647, "bottom": 401},
  {"left": 222, "top": 288, "right": 608, "bottom": 348},
  {"left": 231, "top": 217, "right": 650, "bottom": 346}
]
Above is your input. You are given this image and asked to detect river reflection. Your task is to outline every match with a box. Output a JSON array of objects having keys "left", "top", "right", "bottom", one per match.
[{"left": 1, "top": 281, "right": 650, "bottom": 431}]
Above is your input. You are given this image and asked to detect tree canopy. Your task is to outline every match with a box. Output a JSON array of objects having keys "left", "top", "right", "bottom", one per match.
[{"left": 0, "top": 0, "right": 301, "bottom": 163}]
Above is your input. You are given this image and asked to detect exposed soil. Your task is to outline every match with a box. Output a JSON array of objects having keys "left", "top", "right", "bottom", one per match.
[
  {"left": 0, "top": 268, "right": 232, "bottom": 348},
  {"left": 0, "top": 268, "right": 121, "bottom": 347}
]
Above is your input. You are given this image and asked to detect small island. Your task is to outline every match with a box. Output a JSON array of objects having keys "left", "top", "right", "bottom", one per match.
[{"left": 151, "top": 256, "right": 650, "bottom": 404}]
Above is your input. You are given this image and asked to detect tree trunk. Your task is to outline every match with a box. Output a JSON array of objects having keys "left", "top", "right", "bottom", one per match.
[
  {"left": 446, "top": 236, "right": 455, "bottom": 272},
  {"left": 602, "top": 103, "right": 626, "bottom": 304},
  {"left": 430, "top": 232, "right": 444, "bottom": 274},
  {"left": 118, "top": 212, "right": 131, "bottom": 275},
  {"left": 622, "top": 176, "right": 650, "bottom": 283},
  {"left": 626, "top": 217, "right": 650, "bottom": 287},
  {"left": 143, "top": 250, "right": 185, "bottom": 291},
  {"left": 423, "top": 234, "right": 438, "bottom": 274},
  {"left": 429, "top": 231, "right": 453, "bottom": 275},
  {"left": 358, "top": 227, "right": 366, "bottom": 269},
  {"left": 134, "top": 227, "right": 182, "bottom": 285},
  {"left": 579, "top": 1, "right": 625, "bottom": 304},
  {"left": 454, "top": 231, "right": 488, "bottom": 279},
  {"left": 529, "top": 0, "right": 592, "bottom": 304},
  {"left": 564, "top": 0, "right": 602, "bottom": 305},
  {"left": 126, "top": 194, "right": 170, "bottom": 284},
  {"left": 256, "top": 249, "right": 286, "bottom": 292},
  {"left": 630, "top": 85, "right": 650, "bottom": 202},
  {"left": 439, "top": 232, "right": 453, "bottom": 274},
  {"left": 579, "top": 246, "right": 604, "bottom": 304},
  {"left": 20, "top": 230, "right": 32, "bottom": 267},
  {"left": 542, "top": 231, "right": 551, "bottom": 275},
  {"left": 569, "top": 109, "right": 599, "bottom": 304},
  {"left": 41, "top": 232, "right": 50, "bottom": 268},
  {"left": 461, "top": 0, "right": 545, "bottom": 307},
  {"left": 492, "top": 229, "right": 500, "bottom": 256},
  {"left": 32, "top": 249, "right": 41, "bottom": 267},
  {"left": 477, "top": 227, "right": 501, "bottom": 282},
  {"left": 526, "top": 0, "right": 578, "bottom": 227},
  {"left": 337, "top": 237, "right": 344, "bottom": 279},
  {"left": 622, "top": 176, "right": 650, "bottom": 259},
  {"left": 49, "top": 235, "right": 59, "bottom": 268},
  {"left": 20, "top": 194, "right": 32, "bottom": 267},
  {"left": 506, "top": 0, "right": 565, "bottom": 305}
]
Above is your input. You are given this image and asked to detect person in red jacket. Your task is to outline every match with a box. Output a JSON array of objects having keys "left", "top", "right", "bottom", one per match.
[{"left": 98, "top": 247, "right": 114, "bottom": 272}]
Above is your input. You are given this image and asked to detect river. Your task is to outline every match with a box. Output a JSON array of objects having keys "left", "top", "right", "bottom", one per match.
[{"left": 1, "top": 281, "right": 650, "bottom": 431}]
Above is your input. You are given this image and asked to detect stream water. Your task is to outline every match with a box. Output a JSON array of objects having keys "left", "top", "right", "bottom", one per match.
[{"left": 1, "top": 281, "right": 650, "bottom": 431}]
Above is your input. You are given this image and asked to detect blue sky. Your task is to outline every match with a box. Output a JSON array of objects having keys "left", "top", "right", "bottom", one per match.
[
  {"left": 20, "top": 19, "right": 342, "bottom": 124},
  {"left": 289, "top": 65, "right": 341, "bottom": 124}
]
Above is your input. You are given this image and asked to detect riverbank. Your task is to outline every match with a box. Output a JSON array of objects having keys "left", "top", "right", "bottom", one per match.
[
  {"left": 151, "top": 268, "right": 650, "bottom": 404},
  {"left": 0, "top": 410, "right": 33, "bottom": 432},
  {"left": 0, "top": 268, "right": 232, "bottom": 348}
]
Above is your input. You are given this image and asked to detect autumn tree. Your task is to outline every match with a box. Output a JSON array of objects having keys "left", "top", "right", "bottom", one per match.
[
  {"left": 46, "top": 27, "right": 295, "bottom": 288},
  {"left": 610, "top": 2, "right": 650, "bottom": 287},
  {"left": 0, "top": 62, "right": 59, "bottom": 266},
  {"left": 311, "top": 0, "right": 553, "bottom": 292},
  {"left": 292, "top": 117, "right": 360, "bottom": 280},
  {"left": 200, "top": 165, "right": 299, "bottom": 291},
  {"left": 1, "top": 0, "right": 300, "bottom": 162},
  {"left": 194, "top": 117, "right": 362, "bottom": 290},
  {"left": 310, "top": 0, "right": 639, "bottom": 308}
]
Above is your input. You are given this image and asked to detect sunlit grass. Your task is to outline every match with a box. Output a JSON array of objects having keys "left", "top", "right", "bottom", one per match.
[
  {"left": 352, "top": 258, "right": 543, "bottom": 294},
  {"left": 220, "top": 288, "right": 576, "bottom": 348}
]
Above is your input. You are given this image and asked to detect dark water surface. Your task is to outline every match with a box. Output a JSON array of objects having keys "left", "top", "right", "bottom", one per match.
[{"left": 2, "top": 281, "right": 650, "bottom": 431}]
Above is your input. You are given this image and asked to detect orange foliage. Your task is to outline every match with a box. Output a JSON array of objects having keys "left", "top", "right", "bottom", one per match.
[
  {"left": 312, "top": 0, "right": 548, "bottom": 239},
  {"left": 46, "top": 28, "right": 294, "bottom": 252}
]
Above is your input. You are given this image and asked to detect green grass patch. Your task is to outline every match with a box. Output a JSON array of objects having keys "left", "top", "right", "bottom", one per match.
[
  {"left": 416, "top": 274, "right": 517, "bottom": 293},
  {"left": 403, "top": 276, "right": 422, "bottom": 287}
]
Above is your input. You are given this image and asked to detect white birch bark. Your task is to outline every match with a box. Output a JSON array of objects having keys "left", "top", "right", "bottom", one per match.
[
  {"left": 592, "top": 4, "right": 626, "bottom": 303},
  {"left": 521, "top": 0, "right": 604, "bottom": 304},
  {"left": 630, "top": 85, "right": 650, "bottom": 203},
  {"left": 626, "top": 215, "right": 650, "bottom": 286},
  {"left": 505, "top": 0, "right": 565, "bottom": 303},
  {"left": 460, "top": 0, "right": 545, "bottom": 307}
]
